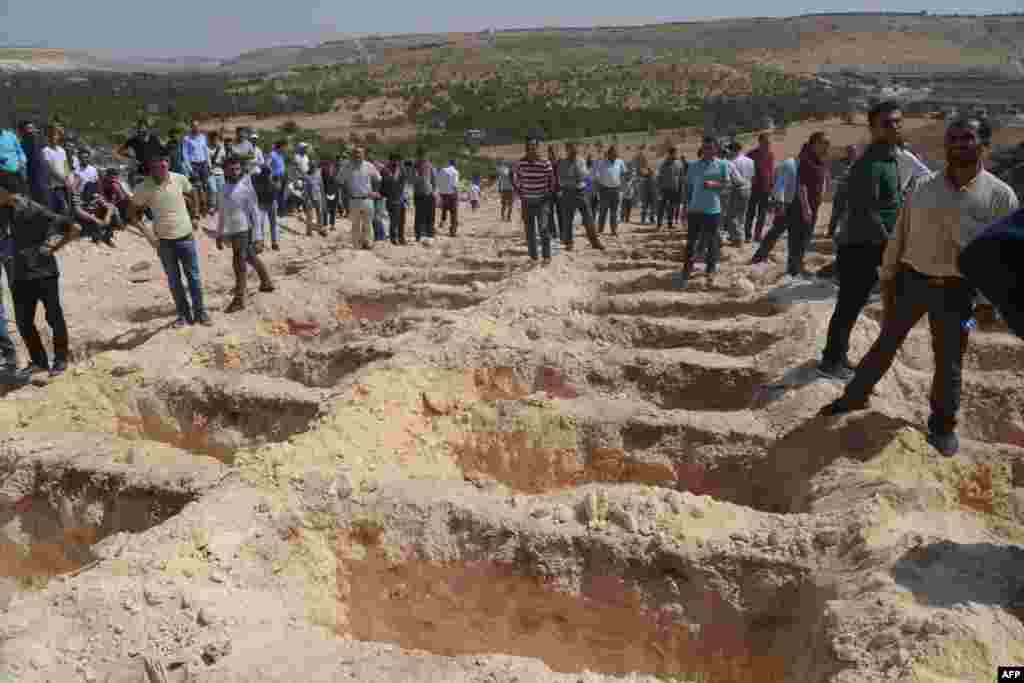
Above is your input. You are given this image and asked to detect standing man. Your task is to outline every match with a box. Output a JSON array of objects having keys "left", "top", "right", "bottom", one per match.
[
  {"left": 436, "top": 159, "right": 460, "bottom": 236},
  {"left": 42, "top": 124, "right": 71, "bottom": 215},
  {"left": 817, "top": 102, "right": 905, "bottom": 380},
  {"left": 380, "top": 153, "right": 408, "bottom": 245},
  {"left": 820, "top": 116, "right": 1019, "bottom": 457},
  {"left": 412, "top": 149, "right": 437, "bottom": 242},
  {"left": 0, "top": 171, "right": 81, "bottom": 377},
  {"left": 118, "top": 119, "right": 164, "bottom": 187},
  {"left": 269, "top": 141, "right": 288, "bottom": 219},
  {"left": 677, "top": 137, "right": 729, "bottom": 287},
  {"left": 655, "top": 146, "right": 686, "bottom": 230},
  {"left": 745, "top": 133, "right": 776, "bottom": 243},
  {"left": 594, "top": 146, "right": 626, "bottom": 236},
  {"left": 725, "top": 142, "right": 754, "bottom": 246},
  {"left": 208, "top": 132, "right": 227, "bottom": 215},
  {"left": 546, "top": 145, "right": 563, "bottom": 244},
  {"left": 183, "top": 121, "right": 211, "bottom": 215},
  {"left": 341, "top": 147, "right": 382, "bottom": 250},
  {"left": 512, "top": 137, "right": 556, "bottom": 264},
  {"left": 16, "top": 121, "right": 50, "bottom": 208},
  {"left": 215, "top": 157, "right": 274, "bottom": 313},
  {"left": 556, "top": 141, "right": 604, "bottom": 251},
  {"left": 827, "top": 144, "right": 862, "bottom": 238},
  {"left": 128, "top": 153, "right": 212, "bottom": 328},
  {"left": 751, "top": 154, "right": 800, "bottom": 260},
  {"left": 497, "top": 162, "right": 515, "bottom": 221}
]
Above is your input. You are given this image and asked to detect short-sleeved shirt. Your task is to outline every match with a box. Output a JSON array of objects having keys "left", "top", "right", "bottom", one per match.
[
  {"left": 133, "top": 172, "right": 194, "bottom": 240},
  {"left": 1, "top": 196, "right": 74, "bottom": 281}
]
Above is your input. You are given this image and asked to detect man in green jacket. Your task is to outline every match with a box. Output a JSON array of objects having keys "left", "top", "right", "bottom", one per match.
[{"left": 818, "top": 100, "right": 904, "bottom": 381}]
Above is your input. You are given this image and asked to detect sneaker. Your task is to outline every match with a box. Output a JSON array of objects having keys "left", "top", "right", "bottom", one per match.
[
  {"left": 542, "top": 257, "right": 551, "bottom": 266},
  {"left": 224, "top": 298, "right": 244, "bottom": 314},
  {"left": 671, "top": 271, "right": 691, "bottom": 290},
  {"left": 817, "top": 361, "right": 855, "bottom": 382},
  {"left": 259, "top": 283, "right": 276, "bottom": 293},
  {"left": 22, "top": 363, "right": 49, "bottom": 377},
  {"left": 565, "top": 241, "right": 574, "bottom": 251},
  {"left": 818, "top": 397, "right": 868, "bottom": 417},
  {"left": 197, "top": 313, "right": 214, "bottom": 327},
  {"left": 171, "top": 318, "right": 190, "bottom": 329},
  {"left": 927, "top": 430, "right": 959, "bottom": 457},
  {"left": 49, "top": 359, "right": 68, "bottom": 377}
]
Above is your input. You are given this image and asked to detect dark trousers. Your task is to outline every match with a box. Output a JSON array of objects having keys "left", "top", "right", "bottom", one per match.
[
  {"left": 840, "top": 268, "right": 975, "bottom": 435},
  {"left": 558, "top": 191, "right": 594, "bottom": 244},
  {"left": 657, "top": 190, "right": 681, "bottom": 227},
  {"left": 621, "top": 198, "right": 634, "bottom": 224},
  {"left": 597, "top": 186, "right": 621, "bottom": 233},
  {"left": 388, "top": 202, "right": 406, "bottom": 243},
  {"left": 50, "top": 187, "right": 69, "bottom": 216},
  {"left": 157, "top": 236, "right": 206, "bottom": 323},
  {"left": 641, "top": 195, "right": 657, "bottom": 224},
  {"left": 786, "top": 208, "right": 815, "bottom": 276},
  {"left": 684, "top": 212, "right": 722, "bottom": 274},
  {"left": 229, "top": 230, "right": 272, "bottom": 295},
  {"left": 325, "top": 195, "right": 339, "bottom": 227},
  {"left": 0, "top": 264, "right": 18, "bottom": 365},
  {"left": 523, "top": 197, "right": 551, "bottom": 260},
  {"left": 439, "top": 194, "right": 458, "bottom": 230},
  {"left": 821, "top": 243, "right": 886, "bottom": 366},
  {"left": 745, "top": 189, "right": 771, "bottom": 241},
  {"left": 548, "top": 194, "right": 562, "bottom": 236},
  {"left": 11, "top": 276, "right": 68, "bottom": 368},
  {"left": 828, "top": 190, "right": 848, "bottom": 237},
  {"left": 414, "top": 195, "right": 435, "bottom": 239}
]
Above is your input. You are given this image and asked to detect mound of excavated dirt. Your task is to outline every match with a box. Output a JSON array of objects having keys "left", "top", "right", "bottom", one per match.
[{"left": 1, "top": 199, "right": 1023, "bottom": 683}]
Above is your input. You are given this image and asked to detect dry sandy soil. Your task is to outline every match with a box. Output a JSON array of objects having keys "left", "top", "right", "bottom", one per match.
[{"left": 1, "top": 173, "right": 1024, "bottom": 682}]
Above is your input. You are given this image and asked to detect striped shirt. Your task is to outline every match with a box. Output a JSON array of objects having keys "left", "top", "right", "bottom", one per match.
[{"left": 512, "top": 158, "right": 554, "bottom": 199}]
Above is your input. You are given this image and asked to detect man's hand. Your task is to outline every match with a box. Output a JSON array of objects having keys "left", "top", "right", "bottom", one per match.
[{"left": 216, "top": 237, "right": 224, "bottom": 251}]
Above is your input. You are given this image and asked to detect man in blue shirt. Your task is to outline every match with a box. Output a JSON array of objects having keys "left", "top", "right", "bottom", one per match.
[
  {"left": 183, "top": 121, "right": 210, "bottom": 214},
  {"left": 594, "top": 145, "right": 627, "bottom": 236},
  {"left": 677, "top": 137, "right": 729, "bottom": 287},
  {"left": 269, "top": 141, "right": 287, "bottom": 218}
]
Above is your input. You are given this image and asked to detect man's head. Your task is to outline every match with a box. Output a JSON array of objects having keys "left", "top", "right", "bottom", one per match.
[
  {"left": 249, "top": 132, "right": 259, "bottom": 143},
  {"left": 547, "top": 145, "right": 559, "bottom": 160},
  {"left": 809, "top": 132, "right": 831, "bottom": 160},
  {"left": 945, "top": 116, "right": 991, "bottom": 170},
  {"left": 0, "top": 170, "right": 25, "bottom": 206},
  {"left": 606, "top": 145, "right": 617, "bottom": 161},
  {"left": 758, "top": 132, "right": 771, "bottom": 150},
  {"left": 224, "top": 156, "right": 244, "bottom": 183},
  {"left": 78, "top": 148, "right": 92, "bottom": 165},
  {"left": 190, "top": 120, "right": 200, "bottom": 136},
  {"left": 525, "top": 138, "right": 539, "bottom": 160},
  {"left": 297, "top": 143, "right": 307, "bottom": 154},
  {"left": 47, "top": 124, "right": 63, "bottom": 146},
  {"left": 565, "top": 141, "right": 578, "bottom": 159},
  {"left": 867, "top": 100, "right": 903, "bottom": 146},
  {"left": 17, "top": 120, "right": 36, "bottom": 137},
  {"left": 209, "top": 131, "right": 220, "bottom": 144},
  {"left": 667, "top": 146, "right": 677, "bottom": 161},
  {"left": 845, "top": 144, "right": 859, "bottom": 162},
  {"left": 447, "top": 158, "right": 455, "bottom": 168},
  {"left": 148, "top": 154, "right": 170, "bottom": 181},
  {"left": 700, "top": 136, "right": 719, "bottom": 159},
  {"left": 351, "top": 147, "right": 364, "bottom": 163}
]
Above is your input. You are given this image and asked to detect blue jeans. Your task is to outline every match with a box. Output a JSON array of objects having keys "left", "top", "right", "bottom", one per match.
[
  {"left": 158, "top": 237, "right": 206, "bottom": 323},
  {"left": 253, "top": 203, "right": 278, "bottom": 243},
  {"left": 208, "top": 173, "right": 225, "bottom": 210},
  {"left": 523, "top": 197, "right": 551, "bottom": 260}
]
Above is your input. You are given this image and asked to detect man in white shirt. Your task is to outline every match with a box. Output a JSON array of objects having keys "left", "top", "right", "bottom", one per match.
[
  {"left": 724, "top": 142, "right": 754, "bottom": 245},
  {"left": 293, "top": 143, "right": 311, "bottom": 176},
  {"left": 215, "top": 156, "right": 274, "bottom": 312},
  {"left": 341, "top": 147, "right": 382, "bottom": 249},
  {"left": 42, "top": 124, "right": 71, "bottom": 214},
  {"left": 436, "top": 159, "right": 460, "bottom": 236},
  {"left": 74, "top": 148, "right": 100, "bottom": 187},
  {"left": 594, "top": 145, "right": 626, "bottom": 235}
]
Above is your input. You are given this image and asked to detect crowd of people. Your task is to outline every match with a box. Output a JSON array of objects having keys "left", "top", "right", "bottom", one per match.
[{"left": 1, "top": 102, "right": 1022, "bottom": 458}]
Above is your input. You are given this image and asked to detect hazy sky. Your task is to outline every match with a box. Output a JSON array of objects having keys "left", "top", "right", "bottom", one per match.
[{"left": 1, "top": 1, "right": 1021, "bottom": 59}]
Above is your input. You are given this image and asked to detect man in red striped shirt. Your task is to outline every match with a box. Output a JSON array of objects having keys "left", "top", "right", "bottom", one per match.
[{"left": 512, "top": 138, "right": 556, "bottom": 264}]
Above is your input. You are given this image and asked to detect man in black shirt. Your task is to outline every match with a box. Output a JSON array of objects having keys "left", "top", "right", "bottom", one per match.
[
  {"left": 119, "top": 119, "right": 165, "bottom": 181},
  {"left": 0, "top": 170, "right": 81, "bottom": 378}
]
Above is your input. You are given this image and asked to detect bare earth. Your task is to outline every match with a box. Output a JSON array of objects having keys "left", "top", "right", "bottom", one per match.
[{"left": 1, "top": 165, "right": 1024, "bottom": 682}]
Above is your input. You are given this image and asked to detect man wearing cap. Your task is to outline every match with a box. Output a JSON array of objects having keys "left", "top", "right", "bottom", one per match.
[
  {"left": 340, "top": 147, "right": 381, "bottom": 250},
  {"left": 128, "top": 153, "right": 212, "bottom": 328}
]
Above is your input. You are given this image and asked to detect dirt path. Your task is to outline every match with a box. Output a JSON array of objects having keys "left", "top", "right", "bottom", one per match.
[{"left": 1, "top": 195, "right": 1023, "bottom": 682}]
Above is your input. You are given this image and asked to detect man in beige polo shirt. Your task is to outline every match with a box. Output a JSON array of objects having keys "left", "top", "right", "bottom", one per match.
[
  {"left": 820, "top": 117, "right": 1019, "bottom": 456},
  {"left": 129, "top": 153, "right": 212, "bottom": 328}
]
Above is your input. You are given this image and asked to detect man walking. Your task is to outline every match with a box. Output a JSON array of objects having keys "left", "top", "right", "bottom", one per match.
[
  {"left": 750, "top": 132, "right": 831, "bottom": 277},
  {"left": 678, "top": 137, "right": 729, "bottom": 287},
  {"left": 828, "top": 144, "right": 861, "bottom": 238},
  {"left": 745, "top": 133, "right": 776, "bottom": 242},
  {"left": 129, "top": 154, "right": 212, "bottom": 328},
  {"left": 341, "top": 147, "right": 381, "bottom": 250},
  {"left": 655, "top": 147, "right": 686, "bottom": 230},
  {"left": 512, "top": 138, "right": 556, "bottom": 264},
  {"left": 269, "top": 141, "right": 288, "bottom": 218},
  {"left": 556, "top": 141, "right": 604, "bottom": 251},
  {"left": 437, "top": 159, "right": 460, "bottom": 236},
  {"left": 820, "top": 116, "right": 1019, "bottom": 457},
  {"left": 594, "top": 146, "right": 626, "bottom": 236},
  {"left": 412, "top": 150, "right": 437, "bottom": 241},
  {"left": 215, "top": 157, "right": 274, "bottom": 313},
  {"left": 0, "top": 171, "right": 82, "bottom": 378},
  {"left": 724, "top": 142, "right": 754, "bottom": 245},
  {"left": 817, "top": 102, "right": 905, "bottom": 380},
  {"left": 380, "top": 153, "right": 408, "bottom": 245}
]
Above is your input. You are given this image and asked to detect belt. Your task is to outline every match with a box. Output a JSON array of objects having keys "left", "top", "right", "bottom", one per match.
[{"left": 908, "top": 268, "right": 963, "bottom": 286}]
